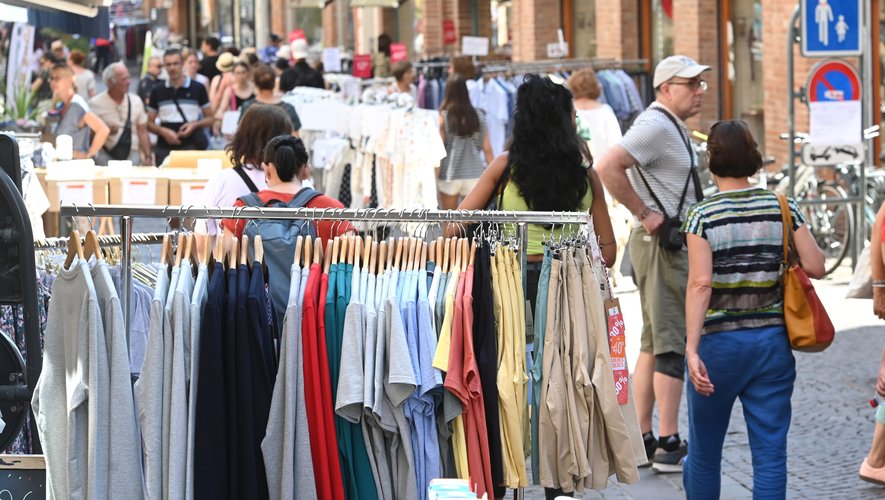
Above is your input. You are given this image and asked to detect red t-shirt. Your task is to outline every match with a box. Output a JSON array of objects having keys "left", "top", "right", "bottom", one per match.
[{"left": 221, "top": 190, "right": 353, "bottom": 244}]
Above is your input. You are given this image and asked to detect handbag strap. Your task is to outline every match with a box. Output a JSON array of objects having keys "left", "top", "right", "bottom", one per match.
[
  {"left": 233, "top": 165, "right": 260, "bottom": 193},
  {"left": 171, "top": 94, "right": 189, "bottom": 123},
  {"left": 124, "top": 95, "right": 131, "bottom": 126},
  {"left": 775, "top": 193, "right": 796, "bottom": 265}
]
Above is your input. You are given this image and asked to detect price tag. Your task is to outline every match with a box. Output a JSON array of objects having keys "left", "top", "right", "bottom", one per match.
[
  {"left": 461, "top": 36, "right": 489, "bottom": 56},
  {"left": 121, "top": 179, "right": 156, "bottom": 205},
  {"left": 353, "top": 54, "right": 372, "bottom": 78},
  {"left": 390, "top": 43, "right": 408, "bottom": 63},
  {"left": 57, "top": 181, "right": 94, "bottom": 206},
  {"left": 180, "top": 182, "right": 205, "bottom": 206},
  {"left": 606, "top": 298, "right": 628, "bottom": 405}
]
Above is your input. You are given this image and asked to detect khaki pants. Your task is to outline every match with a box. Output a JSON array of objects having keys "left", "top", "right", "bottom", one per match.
[{"left": 628, "top": 226, "right": 688, "bottom": 356}]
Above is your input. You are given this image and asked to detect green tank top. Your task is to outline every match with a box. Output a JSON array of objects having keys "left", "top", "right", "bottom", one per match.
[{"left": 500, "top": 180, "right": 593, "bottom": 255}]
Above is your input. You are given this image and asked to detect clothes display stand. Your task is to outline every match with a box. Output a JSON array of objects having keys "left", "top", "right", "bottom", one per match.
[{"left": 56, "top": 204, "right": 596, "bottom": 500}]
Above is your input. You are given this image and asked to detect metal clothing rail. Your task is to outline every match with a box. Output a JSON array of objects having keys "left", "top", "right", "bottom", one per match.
[
  {"left": 58, "top": 204, "right": 592, "bottom": 500},
  {"left": 34, "top": 232, "right": 168, "bottom": 249},
  {"left": 481, "top": 57, "right": 649, "bottom": 74}
]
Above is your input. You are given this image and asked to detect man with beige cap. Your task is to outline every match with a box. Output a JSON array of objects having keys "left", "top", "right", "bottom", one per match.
[{"left": 597, "top": 55, "right": 711, "bottom": 474}]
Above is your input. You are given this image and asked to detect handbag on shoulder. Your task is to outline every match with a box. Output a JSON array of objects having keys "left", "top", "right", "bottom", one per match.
[{"left": 776, "top": 193, "right": 834, "bottom": 352}]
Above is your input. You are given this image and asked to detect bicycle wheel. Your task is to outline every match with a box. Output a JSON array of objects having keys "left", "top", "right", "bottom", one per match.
[{"left": 804, "top": 183, "right": 852, "bottom": 276}]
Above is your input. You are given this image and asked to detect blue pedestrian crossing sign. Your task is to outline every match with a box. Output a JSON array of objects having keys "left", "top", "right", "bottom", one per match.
[{"left": 801, "top": 0, "right": 862, "bottom": 57}]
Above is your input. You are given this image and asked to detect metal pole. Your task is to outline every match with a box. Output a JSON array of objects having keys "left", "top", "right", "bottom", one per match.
[
  {"left": 859, "top": 0, "right": 874, "bottom": 268},
  {"left": 787, "top": 5, "right": 799, "bottom": 199},
  {"left": 121, "top": 215, "right": 132, "bottom": 349}
]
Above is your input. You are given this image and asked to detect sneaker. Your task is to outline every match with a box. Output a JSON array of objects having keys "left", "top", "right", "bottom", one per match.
[
  {"left": 652, "top": 440, "right": 687, "bottom": 473},
  {"left": 640, "top": 434, "right": 657, "bottom": 468},
  {"left": 860, "top": 458, "right": 885, "bottom": 486}
]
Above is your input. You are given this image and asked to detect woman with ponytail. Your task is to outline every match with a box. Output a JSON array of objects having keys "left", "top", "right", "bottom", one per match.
[{"left": 221, "top": 134, "right": 350, "bottom": 243}]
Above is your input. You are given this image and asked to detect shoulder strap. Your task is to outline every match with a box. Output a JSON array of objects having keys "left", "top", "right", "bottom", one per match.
[
  {"left": 170, "top": 92, "right": 189, "bottom": 123},
  {"left": 125, "top": 94, "right": 131, "bottom": 125},
  {"left": 489, "top": 165, "right": 511, "bottom": 209},
  {"left": 233, "top": 165, "right": 260, "bottom": 193},
  {"left": 775, "top": 193, "right": 795, "bottom": 265},
  {"left": 237, "top": 192, "right": 264, "bottom": 207},
  {"left": 288, "top": 187, "right": 322, "bottom": 208}
]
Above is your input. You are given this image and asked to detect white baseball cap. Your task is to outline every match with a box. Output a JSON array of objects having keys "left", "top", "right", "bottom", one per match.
[
  {"left": 653, "top": 55, "right": 711, "bottom": 88},
  {"left": 290, "top": 39, "right": 309, "bottom": 60}
]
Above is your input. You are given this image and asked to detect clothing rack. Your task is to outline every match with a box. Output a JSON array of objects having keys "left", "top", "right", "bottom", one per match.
[
  {"left": 480, "top": 57, "right": 648, "bottom": 74},
  {"left": 58, "top": 204, "right": 593, "bottom": 500},
  {"left": 34, "top": 232, "right": 168, "bottom": 249}
]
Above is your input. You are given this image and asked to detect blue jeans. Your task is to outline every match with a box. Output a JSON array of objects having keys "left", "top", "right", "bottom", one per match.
[{"left": 684, "top": 325, "right": 796, "bottom": 500}]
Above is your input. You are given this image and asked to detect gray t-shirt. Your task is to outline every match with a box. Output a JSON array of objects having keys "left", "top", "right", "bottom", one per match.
[
  {"left": 619, "top": 103, "right": 699, "bottom": 221},
  {"left": 439, "top": 109, "right": 488, "bottom": 181},
  {"left": 55, "top": 95, "right": 93, "bottom": 154}
]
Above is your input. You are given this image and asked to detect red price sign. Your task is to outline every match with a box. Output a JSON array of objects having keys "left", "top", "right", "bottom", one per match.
[
  {"left": 390, "top": 43, "right": 408, "bottom": 63},
  {"left": 443, "top": 19, "right": 456, "bottom": 45},
  {"left": 353, "top": 54, "right": 372, "bottom": 78},
  {"left": 606, "top": 299, "right": 629, "bottom": 405}
]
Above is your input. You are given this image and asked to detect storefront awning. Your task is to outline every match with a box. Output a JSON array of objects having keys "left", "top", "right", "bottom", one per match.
[
  {"left": 0, "top": 3, "right": 28, "bottom": 22},
  {"left": 27, "top": 5, "right": 110, "bottom": 38},
  {"left": 3, "top": 0, "right": 108, "bottom": 17}
]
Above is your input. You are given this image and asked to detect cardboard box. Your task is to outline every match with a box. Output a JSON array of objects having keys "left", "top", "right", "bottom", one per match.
[
  {"left": 168, "top": 177, "right": 210, "bottom": 206},
  {"left": 44, "top": 177, "right": 108, "bottom": 212},
  {"left": 108, "top": 177, "right": 169, "bottom": 205}
]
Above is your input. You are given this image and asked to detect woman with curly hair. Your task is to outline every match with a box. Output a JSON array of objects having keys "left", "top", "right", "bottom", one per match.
[
  {"left": 459, "top": 74, "right": 615, "bottom": 266},
  {"left": 198, "top": 104, "right": 293, "bottom": 235}
]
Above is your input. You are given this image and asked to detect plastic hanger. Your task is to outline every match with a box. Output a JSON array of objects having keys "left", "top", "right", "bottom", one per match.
[{"left": 63, "top": 229, "right": 84, "bottom": 269}]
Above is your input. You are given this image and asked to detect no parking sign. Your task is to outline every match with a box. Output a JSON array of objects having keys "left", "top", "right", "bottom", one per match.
[{"left": 804, "top": 58, "right": 863, "bottom": 162}]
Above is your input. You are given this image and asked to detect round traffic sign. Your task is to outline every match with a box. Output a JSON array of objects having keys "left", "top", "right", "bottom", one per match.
[{"left": 806, "top": 59, "right": 861, "bottom": 102}]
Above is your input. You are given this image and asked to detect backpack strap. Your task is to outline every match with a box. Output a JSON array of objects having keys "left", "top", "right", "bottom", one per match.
[
  {"left": 237, "top": 192, "right": 265, "bottom": 207},
  {"left": 233, "top": 165, "right": 260, "bottom": 193},
  {"left": 287, "top": 187, "right": 323, "bottom": 209}
]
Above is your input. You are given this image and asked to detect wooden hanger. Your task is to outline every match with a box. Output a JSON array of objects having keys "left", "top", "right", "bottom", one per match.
[
  {"left": 240, "top": 235, "right": 249, "bottom": 266},
  {"left": 363, "top": 236, "right": 372, "bottom": 270},
  {"left": 469, "top": 238, "right": 477, "bottom": 267},
  {"left": 294, "top": 235, "right": 304, "bottom": 265},
  {"left": 82, "top": 230, "right": 101, "bottom": 261},
  {"left": 436, "top": 236, "right": 444, "bottom": 265},
  {"left": 369, "top": 241, "right": 378, "bottom": 276},
  {"left": 461, "top": 238, "right": 469, "bottom": 268},
  {"left": 212, "top": 234, "right": 224, "bottom": 267},
  {"left": 63, "top": 229, "right": 84, "bottom": 269},
  {"left": 442, "top": 238, "right": 451, "bottom": 273},
  {"left": 174, "top": 233, "right": 186, "bottom": 267},
  {"left": 228, "top": 237, "right": 238, "bottom": 269},
  {"left": 378, "top": 241, "right": 387, "bottom": 275},
  {"left": 161, "top": 233, "right": 174, "bottom": 267},
  {"left": 386, "top": 238, "right": 394, "bottom": 270},
  {"left": 254, "top": 235, "right": 264, "bottom": 265},
  {"left": 197, "top": 234, "right": 210, "bottom": 266},
  {"left": 393, "top": 237, "right": 403, "bottom": 269},
  {"left": 331, "top": 237, "right": 340, "bottom": 268},
  {"left": 313, "top": 236, "right": 323, "bottom": 265},
  {"left": 354, "top": 235, "right": 363, "bottom": 269},
  {"left": 429, "top": 241, "right": 436, "bottom": 265},
  {"left": 420, "top": 242, "right": 427, "bottom": 271},
  {"left": 324, "top": 239, "right": 333, "bottom": 273},
  {"left": 453, "top": 238, "right": 462, "bottom": 270},
  {"left": 304, "top": 235, "right": 313, "bottom": 267}
]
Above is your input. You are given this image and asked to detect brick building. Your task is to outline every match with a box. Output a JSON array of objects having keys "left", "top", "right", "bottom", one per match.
[{"left": 159, "top": 0, "right": 883, "bottom": 164}]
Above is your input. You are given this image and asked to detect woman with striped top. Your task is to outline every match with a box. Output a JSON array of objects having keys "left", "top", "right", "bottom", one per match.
[
  {"left": 682, "top": 120, "right": 824, "bottom": 499},
  {"left": 437, "top": 76, "right": 494, "bottom": 209}
]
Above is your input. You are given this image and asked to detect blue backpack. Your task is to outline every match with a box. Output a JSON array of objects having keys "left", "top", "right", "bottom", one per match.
[{"left": 238, "top": 187, "right": 321, "bottom": 321}]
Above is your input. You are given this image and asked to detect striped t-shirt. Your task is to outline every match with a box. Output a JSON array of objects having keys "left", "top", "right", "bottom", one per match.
[
  {"left": 682, "top": 188, "right": 805, "bottom": 334},
  {"left": 619, "top": 103, "right": 700, "bottom": 222}
]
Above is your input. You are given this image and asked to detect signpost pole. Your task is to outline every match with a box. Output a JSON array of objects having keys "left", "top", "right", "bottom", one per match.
[
  {"left": 788, "top": 5, "right": 799, "bottom": 199},
  {"left": 860, "top": 0, "right": 873, "bottom": 267}
]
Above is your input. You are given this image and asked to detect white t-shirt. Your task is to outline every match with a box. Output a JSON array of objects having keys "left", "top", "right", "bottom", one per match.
[
  {"left": 89, "top": 92, "right": 148, "bottom": 154},
  {"left": 577, "top": 104, "right": 622, "bottom": 159},
  {"left": 198, "top": 165, "right": 269, "bottom": 235}
]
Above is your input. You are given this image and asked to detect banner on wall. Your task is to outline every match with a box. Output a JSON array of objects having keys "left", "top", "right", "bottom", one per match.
[{"left": 6, "top": 23, "right": 35, "bottom": 113}]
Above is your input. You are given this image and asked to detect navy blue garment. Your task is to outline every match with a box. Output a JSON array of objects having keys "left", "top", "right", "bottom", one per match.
[
  {"left": 235, "top": 264, "right": 259, "bottom": 498},
  {"left": 194, "top": 263, "right": 228, "bottom": 499},
  {"left": 223, "top": 267, "right": 239, "bottom": 498},
  {"left": 474, "top": 245, "right": 504, "bottom": 497},
  {"left": 247, "top": 261, "right": 274, "bottom": 500}
]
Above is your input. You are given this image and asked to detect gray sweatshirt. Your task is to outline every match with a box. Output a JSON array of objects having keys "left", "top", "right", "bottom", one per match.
[
  {"left": 32, "top": 258, "right": 96, "bottom": 500},
  {"left": 134, "top": 263, "right": 169, "bottom": 500},
  {"left": 91, "top": 260, "right": 145, "bottom": 499}
]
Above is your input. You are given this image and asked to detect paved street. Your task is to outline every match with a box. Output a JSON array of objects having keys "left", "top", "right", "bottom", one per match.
[{"left": 522, "top": 267, "right": 885, "bottom": 499}]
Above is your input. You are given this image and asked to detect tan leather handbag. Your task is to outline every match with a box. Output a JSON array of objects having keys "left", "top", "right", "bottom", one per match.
[{"left": 776, "top": 193, "right": 834, "bottom": 352}]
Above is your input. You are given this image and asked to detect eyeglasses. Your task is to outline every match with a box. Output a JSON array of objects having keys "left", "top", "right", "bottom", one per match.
[{"left": 668, "top": 79, "right": 708, "bottom": 92}]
